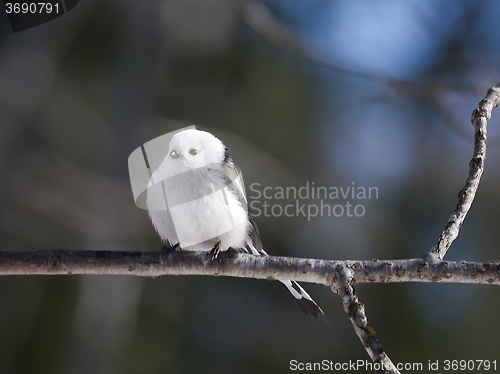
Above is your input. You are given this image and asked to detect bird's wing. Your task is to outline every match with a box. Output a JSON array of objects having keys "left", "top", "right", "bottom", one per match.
[
  {"left": 247, "top": 215, "right": 264, "bottom": 254},
  {"left": 218, "top": 147, "right": 247, "bottom": 206}
]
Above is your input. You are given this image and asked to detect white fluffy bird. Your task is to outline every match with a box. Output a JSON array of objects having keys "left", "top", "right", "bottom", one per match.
[{"left": 147, "top": 129, "right": 325, "bottom": 319}]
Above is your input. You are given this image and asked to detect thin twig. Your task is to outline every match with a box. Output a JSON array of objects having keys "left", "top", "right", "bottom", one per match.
[
  {"left": 333, "top": 265, "right": 400, "bottom": 374},
  {"left": 426, "top": 84, "right": 500, "bottom": 261}
]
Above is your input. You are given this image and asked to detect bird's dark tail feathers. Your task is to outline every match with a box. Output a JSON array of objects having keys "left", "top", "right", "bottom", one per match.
[
  {"left": 280, "top": 280, "right": 326, "bottom": 321},
  {"left": 244, "top": 243, "right": 326, "bottom": 321}
]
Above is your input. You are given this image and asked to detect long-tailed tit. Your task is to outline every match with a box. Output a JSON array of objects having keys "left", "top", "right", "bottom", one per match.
[{"left": 147, "top": 129, "right": 325, "bottom": 319}]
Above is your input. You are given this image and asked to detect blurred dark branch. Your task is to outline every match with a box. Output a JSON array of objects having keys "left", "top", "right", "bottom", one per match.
[
  {"left": 241, "top": 0, "right": 380, "bottom": 81},
  {"left": 425, "top": 83, "right": 500, "bottom": 262},
  {"left": 242, "top": 0, "right": 498, "bottom": 149}
]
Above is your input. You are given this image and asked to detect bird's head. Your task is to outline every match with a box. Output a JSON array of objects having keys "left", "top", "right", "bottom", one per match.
[{"left": 156, "top": 129, "right": 225, "bottom": 178}]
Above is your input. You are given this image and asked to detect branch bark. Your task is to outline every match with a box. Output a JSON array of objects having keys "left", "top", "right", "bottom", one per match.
[{"left": 1, "top": 249, "right": 499, "bottom": 286}]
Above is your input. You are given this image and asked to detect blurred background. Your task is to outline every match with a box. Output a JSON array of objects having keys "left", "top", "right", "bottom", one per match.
[{"left": 1, "top": 0, "right": 500, "bottom": 373}]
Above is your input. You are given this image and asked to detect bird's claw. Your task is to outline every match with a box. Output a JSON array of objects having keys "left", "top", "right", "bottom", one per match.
[{"left": 207, "top": 242, "right": 221, "bottom": 260}]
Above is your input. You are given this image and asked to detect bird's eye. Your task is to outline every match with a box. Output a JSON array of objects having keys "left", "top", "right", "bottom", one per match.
[
  {"left": 170, "top": 150, "right": 180, "bottom": 159},
  {"left": 189, "top": 148, "right": 198, "bottom": 155}
]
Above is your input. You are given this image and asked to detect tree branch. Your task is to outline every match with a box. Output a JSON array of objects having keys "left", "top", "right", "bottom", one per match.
[
  {"left": 1, "top": 249, "right": 499, "bottom": 287},
  {"left": 1, "top": 84, "right": 499, "bottom": 373}
]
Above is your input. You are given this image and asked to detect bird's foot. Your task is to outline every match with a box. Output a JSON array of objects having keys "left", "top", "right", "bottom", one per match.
[{"left": 207, "top": 242, "right": 221, "bottom": 260}]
